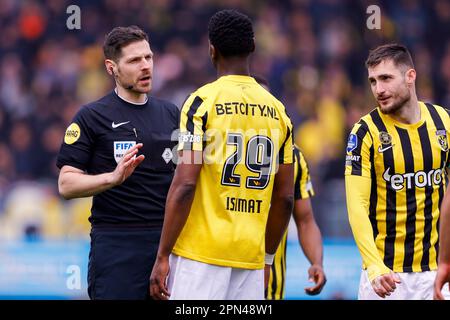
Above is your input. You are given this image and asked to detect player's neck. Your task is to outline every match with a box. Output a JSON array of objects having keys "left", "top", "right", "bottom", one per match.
[
  {"left": 216, "top": 58, "right": 250, "bottom": 78},
  {"left": 388, "top": 95, "right": 420, "bottom": 125},
  {"left": 115, "top": 86, "right": 148, "bottom": 104}
]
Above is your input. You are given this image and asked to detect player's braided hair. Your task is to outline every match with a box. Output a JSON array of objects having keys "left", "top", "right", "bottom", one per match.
[
  {"left": 208, "top": 9, "right": 255, "bottom": 58},
  {"left": 103, "top": 25, "right": 149, "bottom": 61}
]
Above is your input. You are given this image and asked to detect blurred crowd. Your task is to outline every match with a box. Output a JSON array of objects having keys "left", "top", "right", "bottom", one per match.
[{"left": 0, "top": 0, "right": 449, "bottom": 240}]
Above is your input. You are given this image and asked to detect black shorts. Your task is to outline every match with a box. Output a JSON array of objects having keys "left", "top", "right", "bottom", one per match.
[{"left": 87, "top": 226, "right": 161, "bottom": 300}]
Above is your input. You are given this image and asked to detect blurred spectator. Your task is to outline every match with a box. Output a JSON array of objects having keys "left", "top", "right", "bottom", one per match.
[{"left": 9, "top": 119, "right": 37, "bottom": 180}]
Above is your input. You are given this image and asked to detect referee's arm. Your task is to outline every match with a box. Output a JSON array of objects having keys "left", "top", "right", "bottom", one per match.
[{"left": 58, "top": 143, "right": 144, "bottom": 199}]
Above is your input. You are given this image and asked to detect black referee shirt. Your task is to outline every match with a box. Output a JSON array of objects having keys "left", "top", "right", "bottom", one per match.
[{"left": 57, "top": 91, "right": 179, "bottom": 227}]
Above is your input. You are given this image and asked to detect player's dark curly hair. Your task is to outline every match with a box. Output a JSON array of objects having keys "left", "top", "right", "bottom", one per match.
[
  {"left": 103, "top": 25, "right": 149, "bottom": 61},
  {"left": 208, "top": 9, "right": 255, "bottom": 58}
]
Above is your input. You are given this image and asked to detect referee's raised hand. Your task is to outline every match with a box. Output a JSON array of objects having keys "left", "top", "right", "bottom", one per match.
[{"left": 110, "top": 143, "right": 145, "bottom": 186}]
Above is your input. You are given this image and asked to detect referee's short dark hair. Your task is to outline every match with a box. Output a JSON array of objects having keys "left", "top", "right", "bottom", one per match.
[
  {"left": 365, "top": 43, "right": 414, "bottom": 70},
  {"left": 103, "top": 25, "right": 149, "bottom": 61},
  {"left": 208, "top": 9, "right": 255, "bottom": 58}
]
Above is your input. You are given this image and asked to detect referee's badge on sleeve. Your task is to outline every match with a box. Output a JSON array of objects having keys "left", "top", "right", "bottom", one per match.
[
  {"left": 64, "top": 123, "right": 81, "bottom": 145},
  {"left": 114, "top": 141, "right": 136, "bottom": 163}
]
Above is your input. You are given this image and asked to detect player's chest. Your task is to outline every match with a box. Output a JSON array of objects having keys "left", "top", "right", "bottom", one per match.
[{"left": 372, "top": 123, "right": 449, "bottom": 175}]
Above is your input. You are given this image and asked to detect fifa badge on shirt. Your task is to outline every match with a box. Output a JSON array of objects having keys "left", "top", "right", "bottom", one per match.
[
  {"left": 436, "top": 130, "right": 448, "bottom": 152},
  {"left": 113, "top": 141, "right": 136, "bottom": 163}
]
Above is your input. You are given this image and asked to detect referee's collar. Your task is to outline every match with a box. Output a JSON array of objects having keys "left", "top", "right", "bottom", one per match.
[{"left": 114, "top": 88, "right": 148, "bottom": 105}]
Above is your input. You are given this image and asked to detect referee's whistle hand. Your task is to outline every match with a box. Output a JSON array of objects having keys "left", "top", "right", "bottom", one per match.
[{"left": 110, "top": 143, "right": 145, "bottom": 186}]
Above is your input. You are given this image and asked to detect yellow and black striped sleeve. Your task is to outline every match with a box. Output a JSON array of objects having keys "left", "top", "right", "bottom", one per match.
[
  {"left": 278, "top": 110, "right": 294, "bottom": 165},
  {"left": 344, "top": 120, "right": 372, "bottom": 177},
  {"left": 293, "top": 148, "right": 315, "bottom": 200},
  {"left": 344, "top": 121, "right": 391, "bottom": 281},
  {"left": 178, "top": 94, "right": 208, "bottom": 151}
]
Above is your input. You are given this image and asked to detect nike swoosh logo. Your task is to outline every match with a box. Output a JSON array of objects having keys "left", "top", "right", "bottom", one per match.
[
  {"left": 112, "top": 121, "right": 130, "bottom": 128},
  {"left": 378, "top": 145, "right": 394, "bottom": 153}
]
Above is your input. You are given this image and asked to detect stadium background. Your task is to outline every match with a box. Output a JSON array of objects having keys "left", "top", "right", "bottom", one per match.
[{"left": 0, "top": 0, "right": 449, "bottom": 299}]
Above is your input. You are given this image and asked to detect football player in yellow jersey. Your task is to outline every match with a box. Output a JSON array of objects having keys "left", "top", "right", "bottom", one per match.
[
  {"left": 253, "top": 75, "right": 326, "bottom": 299},
  {"left": 266, "top": 145, "right": 326, "bottom": 299},
  {"left": 150, "top": 9, "right": 294, "bottom": 300},
  {"left": 346, "top": 43, "right": 450, "bottom": 299}
]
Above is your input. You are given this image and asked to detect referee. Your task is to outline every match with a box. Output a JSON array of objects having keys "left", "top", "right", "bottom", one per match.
[{"left": 56, "top": 26, "right": 179, "bottom": 299}]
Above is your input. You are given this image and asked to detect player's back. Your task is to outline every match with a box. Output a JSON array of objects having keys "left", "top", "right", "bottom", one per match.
[{"left": 174, "top": 75, "right": 293, "bottom": 269}]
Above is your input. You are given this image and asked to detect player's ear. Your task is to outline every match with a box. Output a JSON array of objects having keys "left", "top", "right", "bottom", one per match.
[
  {"left": 405, "top": 68, "right": 416, "bottom": 85},
  {"left": 250, "top": 38, "right": 255, "bottom": 53},
  {"left": 209, "top": 42, "right": 216, "bottom": 61}
]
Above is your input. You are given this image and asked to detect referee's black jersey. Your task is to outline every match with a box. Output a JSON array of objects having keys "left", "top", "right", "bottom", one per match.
[{"left": 57, "top": 91, "right": 179, "bottom": 227}]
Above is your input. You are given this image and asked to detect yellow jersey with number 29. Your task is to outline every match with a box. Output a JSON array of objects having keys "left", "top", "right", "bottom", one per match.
[{"left": 174, "top": 75, "right": 293, "bottom": 270}]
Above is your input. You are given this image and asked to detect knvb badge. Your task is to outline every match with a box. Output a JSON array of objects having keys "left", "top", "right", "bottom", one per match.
[
  {"left": 114, "top": 141, "right": 136, "bottom": 163},
  {"left": 346, "top": 134, "right": 358, "bottom": 153}
]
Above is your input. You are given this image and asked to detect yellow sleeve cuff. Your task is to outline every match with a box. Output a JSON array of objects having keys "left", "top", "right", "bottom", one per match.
[{"left": 366, "top": 264, "right": 392, "bottom": 282}]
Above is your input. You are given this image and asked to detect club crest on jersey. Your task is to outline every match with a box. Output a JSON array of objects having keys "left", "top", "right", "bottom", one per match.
[
  {"left": 379, "top": 131, "right": 392, "bottom": 145},
  {"left": 114, "top": 141, "right": 136, "bottom": 164},
  {"left": 436, "top": 130, "right": 448, "bottom": 152},
  {"left": 346, "top": 134, "right": 357, "bottom": 153}
]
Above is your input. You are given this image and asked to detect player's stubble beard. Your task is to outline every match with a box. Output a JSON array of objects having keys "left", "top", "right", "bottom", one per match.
[{"left": 378, "top": 85, "right": 411, "bottom": 115}]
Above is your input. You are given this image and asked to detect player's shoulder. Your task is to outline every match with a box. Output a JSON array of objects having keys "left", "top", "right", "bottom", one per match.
[
  {"left": 293, "top": 144, "right": 308, "bottom": 161},
  {"left": 424, "top": 101, "right": 450, "bottom": 117},
  {"left": 180, "top": 81, "right": 222, "bottom": 113},
  {"left": 190, "top": 80, "right": 218, "bottom": 100},
  {"left": 263, "top": 88, "right": 284, "bottom": 107},
  {"left": 350, "top": 107, "right": 378, "bottom": 131}
]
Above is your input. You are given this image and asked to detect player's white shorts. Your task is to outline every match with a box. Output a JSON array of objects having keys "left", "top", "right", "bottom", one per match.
[
  {"left": 167, "top": 253, "right": 264, "bottom": 300},
  {"left": 358, "top": 269, "right": 450, "bottom": 300}
]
